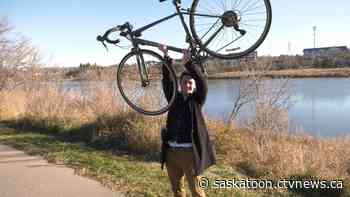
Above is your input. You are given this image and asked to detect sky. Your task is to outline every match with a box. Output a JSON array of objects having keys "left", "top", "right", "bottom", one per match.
[{"left": 0, "top": 0, "right": 349, "bottom": 67}]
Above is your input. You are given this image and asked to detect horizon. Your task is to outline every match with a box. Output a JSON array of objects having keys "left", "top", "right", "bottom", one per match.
[{"left": 1, "top": 0, "right": 349, "bottom": 67}]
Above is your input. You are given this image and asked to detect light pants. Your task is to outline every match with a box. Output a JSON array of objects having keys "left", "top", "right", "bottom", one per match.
[{"left": 166, "top": 148, "right": 206, "bottom": 197}]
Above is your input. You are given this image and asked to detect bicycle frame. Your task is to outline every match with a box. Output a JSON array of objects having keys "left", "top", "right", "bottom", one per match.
[
  {"left": 128, "top": 0, "right": 220, "bottom": 53},
  {"left": 98, "top": 0, "right": 272, "bottom": 115},
  {"left": 130, "top": 2, "right": 193, "bottom": 54},
  {"left": 122, "top": 0, "right": 209, "bottom": 86}
]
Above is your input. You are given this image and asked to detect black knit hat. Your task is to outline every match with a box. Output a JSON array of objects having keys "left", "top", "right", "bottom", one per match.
[{"left": 180, "top": 70, "right": 195, "bottom": 81}]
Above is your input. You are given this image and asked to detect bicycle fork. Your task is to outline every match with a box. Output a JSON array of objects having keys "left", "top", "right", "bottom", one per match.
[{"left": 134, "top": 48, "right": 150, "bottom": 87}]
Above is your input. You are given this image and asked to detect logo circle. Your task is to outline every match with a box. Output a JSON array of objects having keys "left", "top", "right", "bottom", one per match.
[{"left": 198, "top": 177, "right": 209, "bottom": 189}]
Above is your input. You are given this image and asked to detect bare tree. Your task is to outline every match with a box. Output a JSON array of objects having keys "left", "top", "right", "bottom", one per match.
[
  {"left": 229, "top": 59, "right": 271, "bottom": 120},
  {"left": 229, "top": 77, "right": 256, "bottom": 120},
  {"left": 229, "top": 59, "right": 293, "bottom": 132},
  {"left": 0, "top": 17, "right": 41, "bottom": 90}
]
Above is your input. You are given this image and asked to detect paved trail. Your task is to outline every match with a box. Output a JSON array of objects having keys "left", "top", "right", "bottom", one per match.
[{"left": 0, "top": 144, "right": 124, "bottom": 197}]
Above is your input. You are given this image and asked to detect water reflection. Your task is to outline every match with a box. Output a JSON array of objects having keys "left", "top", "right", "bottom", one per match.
[
  {"left": 205, "top": 78, "right": 350, "bottom": 138},
  {"left": 59, "top": 78, "right": 350, "bottom": 138}
]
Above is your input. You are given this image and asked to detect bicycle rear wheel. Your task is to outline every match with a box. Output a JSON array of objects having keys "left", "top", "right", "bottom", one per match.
[
  {"left": 117, "top": 49, "right": 177, "bottom": 116},
  {"left": 190, "top": 0, "right": 272, "bottom": 59}
]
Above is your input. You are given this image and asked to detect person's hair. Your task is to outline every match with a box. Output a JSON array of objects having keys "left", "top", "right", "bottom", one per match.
[{"left": 180, "top": 71, "right": 194, "bottom": 82}]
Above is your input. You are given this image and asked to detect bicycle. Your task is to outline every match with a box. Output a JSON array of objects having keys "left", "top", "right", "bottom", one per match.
[{"left": 97, "top": 0, "right": 272, "bottom": 116}]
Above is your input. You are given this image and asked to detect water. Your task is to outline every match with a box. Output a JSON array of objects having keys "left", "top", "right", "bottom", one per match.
[
  {"left": 204, "top": 78, "right": 350, "bottom": 138},
  {"left": 60, "top": 78, "right": 350, "bottom": 138}
]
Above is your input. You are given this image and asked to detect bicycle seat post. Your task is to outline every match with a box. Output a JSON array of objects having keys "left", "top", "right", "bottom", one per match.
[{"left": 172, "top": 0, "right": 195, "bottom": 53}]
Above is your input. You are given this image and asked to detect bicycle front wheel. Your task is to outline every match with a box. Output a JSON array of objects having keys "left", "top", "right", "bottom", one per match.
[
  {"left": 190, "top": 0, "right": 272, "bottom": 59},
  {"left": 117, "top": 49, "right": 177, "bottom": 116}
]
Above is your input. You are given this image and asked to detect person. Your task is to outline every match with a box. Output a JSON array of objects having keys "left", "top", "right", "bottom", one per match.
[{"left": 159, "top": 45, "right": 216, "bottom": 197}]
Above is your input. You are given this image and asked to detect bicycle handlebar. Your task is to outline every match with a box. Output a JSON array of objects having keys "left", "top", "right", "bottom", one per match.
[
  {"left": 97, "top": 22, "right": 133, "bottom": 46},
  {"left": 97, "top": 27, "right": 120, "bottom": 45}
]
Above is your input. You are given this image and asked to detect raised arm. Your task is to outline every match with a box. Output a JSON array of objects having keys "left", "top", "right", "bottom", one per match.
[
  {"left": 185, "top": 60, "right": 208, "bottom": 106},
  {"left": 162, "top": 56, "right": 175, "bottom": 103}
]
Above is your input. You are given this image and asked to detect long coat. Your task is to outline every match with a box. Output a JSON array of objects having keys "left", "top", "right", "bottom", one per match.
[{"left": 161, "top": 57, "right": 216, "bottom": 176}]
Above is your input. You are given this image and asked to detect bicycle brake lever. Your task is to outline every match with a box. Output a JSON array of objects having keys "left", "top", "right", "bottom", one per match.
[
  {"left": 101, "top": 41, "right": 108, "bottom": 51},
  {"left": 97, "top": 35, "right": 109, "bottom": 51}
]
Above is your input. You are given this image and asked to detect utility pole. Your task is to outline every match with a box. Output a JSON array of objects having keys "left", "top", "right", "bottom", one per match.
[{"left": 313, "top": 26, "right": 317, "bottom": 48}]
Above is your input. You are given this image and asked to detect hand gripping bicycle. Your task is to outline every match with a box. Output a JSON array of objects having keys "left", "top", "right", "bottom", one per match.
[{"left": 97, "top": 0, "right": 272, "bottom": 116}]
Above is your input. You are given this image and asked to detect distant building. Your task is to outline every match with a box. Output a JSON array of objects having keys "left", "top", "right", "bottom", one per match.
[
  {"left": 303, "top": 46, "right": 349, "bottom": 57},
  {"left": 239, "top": 51, "right": 258, "bottom": 62}
]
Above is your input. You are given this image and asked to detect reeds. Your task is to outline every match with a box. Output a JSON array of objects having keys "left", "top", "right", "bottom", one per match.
[{"left": 1, "top": 84, "right": 349, "bottom": 183}]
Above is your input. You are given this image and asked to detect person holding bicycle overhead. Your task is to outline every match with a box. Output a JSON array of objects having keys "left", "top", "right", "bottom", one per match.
[
  {"left": 98, "top": 0, "right": 271, "bottom": 116},
  {"left": 160, "top": 45, "right": 216, "bottom": 197}
]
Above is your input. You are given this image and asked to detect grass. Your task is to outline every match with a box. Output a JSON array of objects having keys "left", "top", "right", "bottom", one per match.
[
  {"left": 0, "top": 84, "right": 350, "bottom": 196},
  {"left": 0, "top": 126, "right": 272, "bottom": 197},
  {"left": 208, "top": 68, "right": 350, "bottom": 79}
]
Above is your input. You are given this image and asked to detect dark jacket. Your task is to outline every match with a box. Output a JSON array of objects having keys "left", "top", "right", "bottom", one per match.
[{"left": 161, "top": 56, "right": 216, "bottom": 176}]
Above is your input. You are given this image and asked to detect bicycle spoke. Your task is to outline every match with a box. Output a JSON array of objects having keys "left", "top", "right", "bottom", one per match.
[
  {"left": 238, "top": 0, "right": 251, "bottom": 11},
  {"left": 195, "top": 0, "right": 265, "bottom": 53},
  {"left": 233, "top": 0, "right": 242, "bottom": 9},
  {"left": 242, "top": 4, "right": 264, "bottom": 14},
  {"left": 205, "top": 27, "right": 224, "bottom": 50},
  {"left": 200, "top": 18, "right": 221, "bottom": 40},
  {"left": 158, "top": 84, "right": 166, "bottom": 107},
  {"left": 129, "top": 88, "right": 143, "bottom": 103},
  {"left": 192, "top": 12, "right": 222, "bottom": 18},
  {"left": 241, "top": 11, "right": 266, "bottom": 16},
  {"left": 240, "top": 0, "right": 260, "bottom": 14},
  {"left": 242, "top": 18, "right": 267, "bottom": 22},
  {"left": 246, "top": 31, "right": 259, "bottom": 45},
  {"left": 214, "top": 0, "right": 226, "bottom": 11},
  {"left": 209, "top": 26, "right": 231, "bottom": 53},
  {"left": 212, "top": 27, "right": 226, "bottom": 51},
  {"left": 117, "top": 50, "right": 177, "bottom": 115},
  {"left": 216, "top": 34, "right": 244, "bottom": 53},
  {"left": 202, "top": 0, "right": 223, "bottom": 15},
  {"left": 240, "top": 22, "right": 265, "bottom": 28},
  {"left": 204, "top": 25, "right": 224, "bottom": 47},
  {"left": 190, "top": 0, "right": 271, "bottom": 58},
  {"left": 199, "top": 5, "right": 221, "bottom": 16},
  {"left": 197, "top": 26, "right": 219, "bottom": 34},
  {"left": 196, "top": 22, "right": 220, "bottom": 26}
]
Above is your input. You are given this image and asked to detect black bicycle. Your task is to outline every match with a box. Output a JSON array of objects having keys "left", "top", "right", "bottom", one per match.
[{"left": 97, "top": 0, "right": 272, "bottom": 116}]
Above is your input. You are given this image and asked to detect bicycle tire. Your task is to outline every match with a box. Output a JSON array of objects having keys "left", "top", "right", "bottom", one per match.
[
  {"left": 117, "top": 49, "right": 178, "bottom": 116},
  {"left": 190, "top": 0, "right": 272, "bottom": 59}
]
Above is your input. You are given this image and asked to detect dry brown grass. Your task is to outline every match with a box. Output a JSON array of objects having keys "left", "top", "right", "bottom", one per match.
[
  {"left": 209, "top": 68, "right": 350, "bottom": 79},
  {"left": 213, "top": 117, "right": 350, "bottom": 182},
  {"left": 0, "top": 85, "right": 94, "bottom": 128},
  {"left": 1, "top": 84, "right": 350, "bottom": 184},
  {"left": 0, "top": 84, "right": 165, "bottom": 156}
]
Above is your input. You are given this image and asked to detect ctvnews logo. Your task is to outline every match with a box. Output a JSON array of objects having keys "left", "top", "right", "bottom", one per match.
[
  {"left": 197, "top": 177, "right": 344, "bottom": 190},
  {"left": 198, "top": 177, "right": 210, "bottom": 189}
]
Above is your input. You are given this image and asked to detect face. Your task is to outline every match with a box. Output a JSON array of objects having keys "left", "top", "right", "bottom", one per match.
[{"left": 180, "top": 75, "right": 196, "bottom": 96}]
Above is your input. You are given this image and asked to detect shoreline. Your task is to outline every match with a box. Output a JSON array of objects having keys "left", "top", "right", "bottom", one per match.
[{"left": 207, "top": 68, "right": 350, "bottom": 79}]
